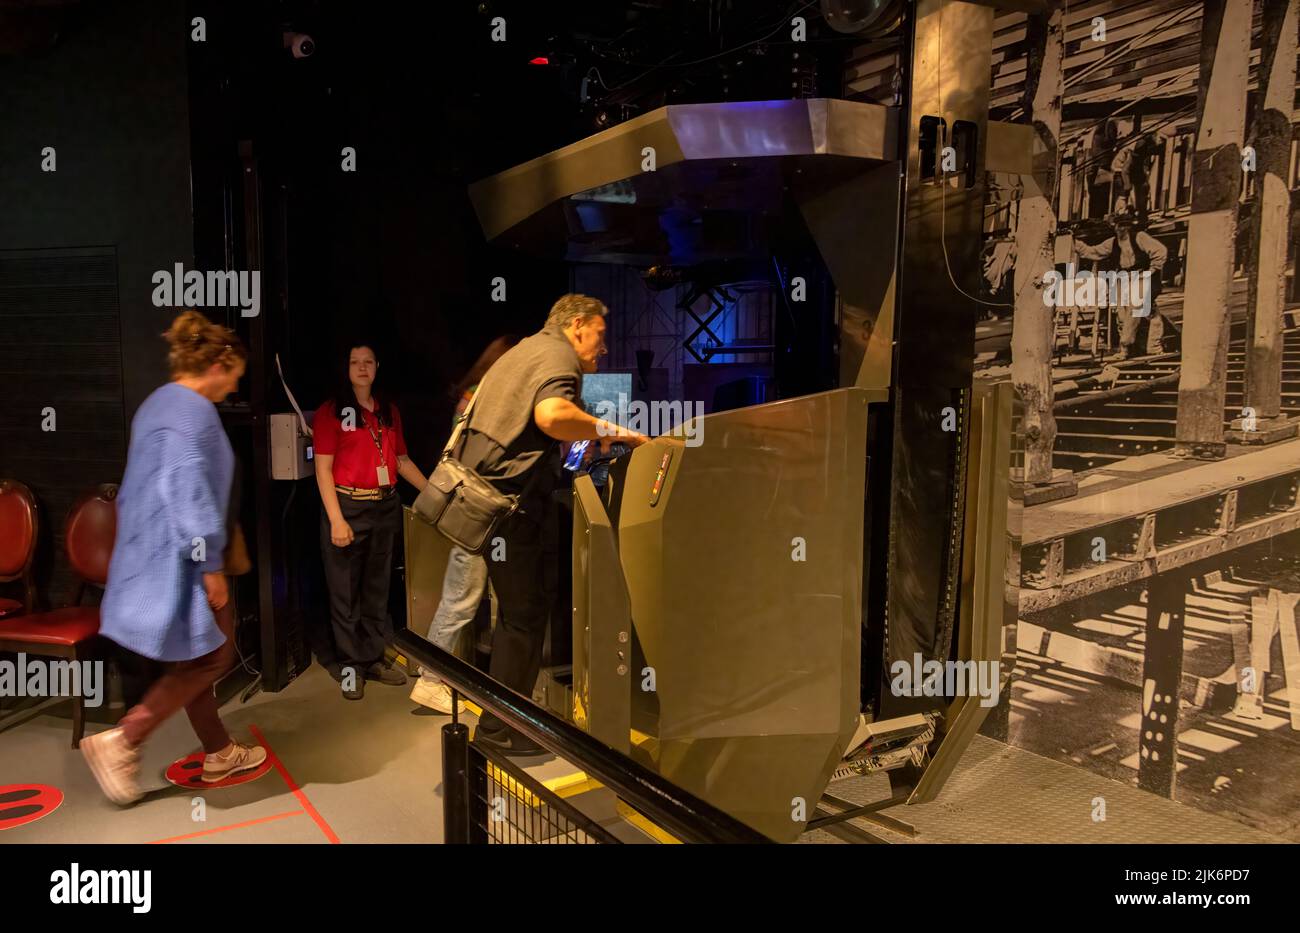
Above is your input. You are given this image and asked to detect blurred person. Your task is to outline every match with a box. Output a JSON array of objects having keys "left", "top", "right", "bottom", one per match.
[
  {"left": 314, "top": 343, "right": 428, "bottom": 700},
  {"left": 1085, "top": 119, "right": 1120, "bottom": 218},
  {"left": 1129, "top": 133, "right": 1160, "bottom": 226},
  {"left": 410, "top": 335, "right": 519, "bottom": 714},
  {"left": 981, "top": 236, "right": 1016, "bottom": 311},
  {"left": 82, "top": 311, "right": 264, "bottom": 805}
]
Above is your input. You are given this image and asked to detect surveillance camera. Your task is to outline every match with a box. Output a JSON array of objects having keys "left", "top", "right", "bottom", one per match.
[{"left": 283, "top": 31, "right": 315, "bottom": 59}]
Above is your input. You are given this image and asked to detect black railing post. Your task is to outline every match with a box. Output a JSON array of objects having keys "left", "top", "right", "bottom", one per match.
[
  {"left": 441, "top": 722, "right": 470, "bottom": 844},
  {"left": 468, "top": 743, "right": 489, "bottom": 844}
]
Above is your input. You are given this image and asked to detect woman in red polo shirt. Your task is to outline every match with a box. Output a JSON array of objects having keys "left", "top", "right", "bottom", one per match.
[{"left": 314, "top": 343, "right": 428, "bottom": 700}]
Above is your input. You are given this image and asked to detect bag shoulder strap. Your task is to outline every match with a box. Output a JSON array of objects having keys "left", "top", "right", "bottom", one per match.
[
  {"left": 441, "top": 366, "right": 556, "bottom": 506},
  {"left": 443, "top": 374, "right": 487, "bottom": 459}
]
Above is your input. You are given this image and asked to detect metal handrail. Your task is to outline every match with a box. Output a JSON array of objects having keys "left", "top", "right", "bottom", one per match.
[{"left": 392, "top": 629, "right": 773, "bottom": 844}]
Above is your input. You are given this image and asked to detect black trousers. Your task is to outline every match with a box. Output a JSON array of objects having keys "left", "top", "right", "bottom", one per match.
[
  {"left": 479, "top": 510, "right": 547, "bottom": 734},
  {"left": 320, "top": 493, "right": 401, "bottom": 673}
]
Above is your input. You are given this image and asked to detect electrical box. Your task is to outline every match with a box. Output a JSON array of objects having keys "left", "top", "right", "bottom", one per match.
[{"left": 270, "top": 412, "right": 313, "bottom": 480}]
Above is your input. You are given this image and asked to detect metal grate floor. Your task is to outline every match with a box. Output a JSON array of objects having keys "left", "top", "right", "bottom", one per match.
[{"left": 799, "top": 735, "right": 1281, "bottom": 844}]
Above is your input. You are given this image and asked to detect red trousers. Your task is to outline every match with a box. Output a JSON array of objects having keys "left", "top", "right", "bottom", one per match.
[{"left": 119, "top": 597, "right": 235, "bottom": 754}]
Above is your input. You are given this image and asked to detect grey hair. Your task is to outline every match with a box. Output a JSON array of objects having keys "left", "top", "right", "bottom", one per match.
[{"left": 546, "top": 293, "right": 608, "bottom": 329}]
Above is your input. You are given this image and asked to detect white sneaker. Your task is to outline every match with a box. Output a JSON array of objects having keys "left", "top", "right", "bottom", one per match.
[
  {"left": 81, "top": 727, "right": 143, "bottom": 806},
  {"left": 410, "top": 678, "right": 462, "bottom": 715}
]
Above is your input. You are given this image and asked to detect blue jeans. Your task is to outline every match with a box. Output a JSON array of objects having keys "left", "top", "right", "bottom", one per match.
[{"left": 419, "top": 545, "right": 489, "bottom": 684}]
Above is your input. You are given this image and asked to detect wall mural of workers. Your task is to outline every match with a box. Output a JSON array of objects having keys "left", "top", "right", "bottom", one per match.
[{"left": 977, "top": 0, "right": 1300, "bottom": 841}]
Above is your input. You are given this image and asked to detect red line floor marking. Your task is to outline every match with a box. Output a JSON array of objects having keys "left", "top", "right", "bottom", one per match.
[
  {"left": 149, "top": 809, "right": 305, "bottom": 844},
  {"left": 249, "top": 724, "right": 340, "bottom": 844},
  {"left": 0, "top": 784, "right": 64, "bottom": 831}
]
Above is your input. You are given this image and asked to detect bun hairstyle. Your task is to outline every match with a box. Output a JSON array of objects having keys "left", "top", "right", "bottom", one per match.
[
  {"left": 163, "top": 310, "right": 247, "bottom": 377},
  {"left": 451, "top": 334, "right": 520, "bottom": 399}
]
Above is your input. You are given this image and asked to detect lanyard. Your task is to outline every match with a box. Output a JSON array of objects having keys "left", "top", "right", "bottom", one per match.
[{"left": 361, "top": 406, "right": 385, "bottom": 466}]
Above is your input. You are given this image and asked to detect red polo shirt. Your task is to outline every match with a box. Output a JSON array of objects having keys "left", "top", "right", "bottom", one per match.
[{"left": 313, "top": 399, "right": 407, "bottom": 490}]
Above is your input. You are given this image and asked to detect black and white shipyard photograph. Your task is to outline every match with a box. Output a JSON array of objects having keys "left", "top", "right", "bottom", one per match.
[{"left": 0, "top": 0, "right": 1293, "bottom": 914}]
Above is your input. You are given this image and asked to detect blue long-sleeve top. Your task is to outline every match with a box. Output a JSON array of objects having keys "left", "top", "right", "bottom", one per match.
[{"left": 100, "top": 382, "right": 233, "bottom": 661}]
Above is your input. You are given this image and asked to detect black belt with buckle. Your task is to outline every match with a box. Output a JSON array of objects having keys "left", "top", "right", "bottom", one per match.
[{"left": 336, "top": 484, "right": 395, "bottom": 501}]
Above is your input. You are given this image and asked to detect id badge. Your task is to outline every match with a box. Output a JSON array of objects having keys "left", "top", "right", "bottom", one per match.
[{"left": 376, "top": 465, "right": 391, "bottom": 486}]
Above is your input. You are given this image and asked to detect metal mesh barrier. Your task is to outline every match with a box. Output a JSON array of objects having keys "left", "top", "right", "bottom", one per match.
[
  {"left": 402, "top": 632, "right": 771, "bottom": 845},
  {"left": 468, "top": 740, "right": 617, "bottom": 844}
]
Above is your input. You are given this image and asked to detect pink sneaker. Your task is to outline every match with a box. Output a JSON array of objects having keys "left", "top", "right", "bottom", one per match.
[{"left": 202, "top": 741, "right": 268, "bottom": 783}]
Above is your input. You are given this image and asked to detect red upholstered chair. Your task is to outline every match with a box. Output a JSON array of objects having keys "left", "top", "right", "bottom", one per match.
[
  {"left": 0, "top": 480, "right": 38, "bottom": 620},
  {"left": 0, "top": 484, "right": 117, "bottom": 748}
]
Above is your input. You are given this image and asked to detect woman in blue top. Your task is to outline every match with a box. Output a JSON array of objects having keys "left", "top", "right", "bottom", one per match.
[{"left": 82, "top": 310, "right": 266, "bottom": 806}]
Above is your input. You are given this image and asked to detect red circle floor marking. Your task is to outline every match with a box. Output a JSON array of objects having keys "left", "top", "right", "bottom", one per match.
[
  {"left": 164, "top": 752, "right": 272, "bottom": 789},
  {"left": 0, "top": 784, "right": 64, "bottom": 830}
]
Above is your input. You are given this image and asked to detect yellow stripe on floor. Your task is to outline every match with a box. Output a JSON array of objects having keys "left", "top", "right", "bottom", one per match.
[
  {"left": 546, "top": 771, "right": 603, "bottom": 799},
  {"left": 481, "top": 765, "right": 603, "bottom": 809},
  {"left": 615, "top": 799, "right": 681, "bottom": 844},
  {"left": 485, "top": 762, "right": 545, "bottom": 809}
]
